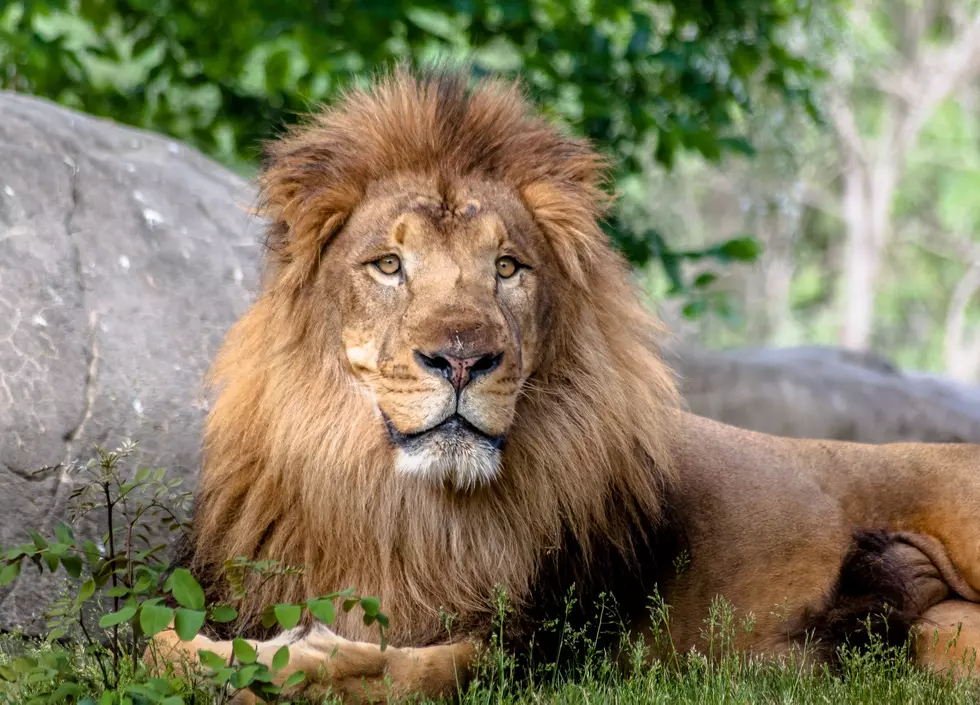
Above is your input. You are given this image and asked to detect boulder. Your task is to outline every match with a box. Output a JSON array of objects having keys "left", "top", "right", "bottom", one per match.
[
  {"left": 0, "top": 92, "right": 260, "bottom": 631},
  {"left": 668, "top": 345, "right": 980, "bottom": 443}
]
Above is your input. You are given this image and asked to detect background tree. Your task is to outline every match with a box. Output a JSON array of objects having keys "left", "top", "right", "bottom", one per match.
[
  {"left": 627, "top": 1, "right": 980, "bottom": 379},
  {"left": 0, "top": 0, "right": 834, "bottom": 296},
  {"left": 828, "top": 0, "right": 980, "bottom": 350}
]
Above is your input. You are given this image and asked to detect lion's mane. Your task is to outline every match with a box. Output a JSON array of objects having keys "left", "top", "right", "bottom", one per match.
[{"left": 189, "top": 66, "right": 681, "bottom": 646}]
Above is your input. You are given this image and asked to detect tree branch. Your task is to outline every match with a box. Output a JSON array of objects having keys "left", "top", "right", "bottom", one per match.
[
  {"left": 894, "top": 15, "right": 980, "bottom": 153},
  {"left": 826, "top": 94, "right": 867, "bottom": 166}
]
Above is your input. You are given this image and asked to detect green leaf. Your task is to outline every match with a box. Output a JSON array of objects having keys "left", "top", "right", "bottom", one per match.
[
  {"left": 51, "top": 682, "right": 84, "bottom": 699},
  {"left": 717, "top": 236, "right": 762, "bottom": 262},
  {"left": 360, "top": 596, "right": 380, "bottom": 617},
  {"left": 0, "top": 561, "right": 21, "bottom": 586},
  {"left": 55, "top": 522, "right": 74, "bottom": 545},
  {"left": 29, "top": 530, "right": 48, "bottom": 551},
  {"left": 717, "top": 136, "right": 756, "bottom": 157},
  {"left": 682, "top": 299, "right": 709, "bottom": 320},
  {"left": 197, "top": 649, "right": 228, "bottom": 670},
  {"left": 82, "top": 540, "right": 102, "bottom": 566},
  {"left": 283, "top": 670, "right": 306, "bottom": 689},
  {"left": 174, "top": 608, "right": 207, "bottom": 641},
  {"left": 62, "top": 554, "right": 83, "bottom": 578},
  {"left": 77, "top": 578, "right": 97, "bottom": 603},
  {"left": 251, "top": 667, "right": 274, "bottom": 683},
  {"left": 11, "top": 656, "right": 35, "bottom": 673},
  {"left": 261, "top": 605, "right": 278, "bottom": 630},
  {"left": 693, "top": 272, "right": 718, "bottom": 289},
  {"left": 166, "top": 567, "right": 205, "bottom": 610},
  {"left": 342, "top": 598, "right": 360, "bottom": 613},
  {"left": 272, "top": 645, "right": 290, "bottom": 671},
  {"left": 210, "top": 604, "right": 238, "bottom": 623},
  {"left": 233, "top": 637, "right": 257, "bottom": 664},
  {"left": 140, "top": 601, "right": 175, "bottom": 637},
  {"left": 106, "top": 585, "right": 130, "bottom": 597},
  {"left": 124, "top": 685, "right": 162, "bottom": 699},
  {"left": 660, "top": 253, "right": 686, "bottom": 294},
  {"left": 99, "top": 604, "right": 137, "bottom": 628},
  {"left": 43, "top": 551, "right": 60, "bottom": 573},
  {"left": 307, "top": 598, "right": 335, "bottom": 625},
  {"left": 230, "top": 663, "right": 260, "bottom": 688},
  {"left": 210, "top": 666, "right": 235, "bottom": 685},
  {"left": 274, "top": 603, "right": 302, "bottom": 630}
]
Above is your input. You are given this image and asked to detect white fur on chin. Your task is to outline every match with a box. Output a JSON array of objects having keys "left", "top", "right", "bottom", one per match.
[{"left": 394, "top": 435, "right": 501, "bottom": 490}]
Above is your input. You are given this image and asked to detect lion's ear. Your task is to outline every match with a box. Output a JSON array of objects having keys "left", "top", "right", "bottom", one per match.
[
  {"left": 257, "top": 145, "right": 362, "bottom": 288},
  {"left": 523, "top": 181, "right": 606, "bottom": 289}
]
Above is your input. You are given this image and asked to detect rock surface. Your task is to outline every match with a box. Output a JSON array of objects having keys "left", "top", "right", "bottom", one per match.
[
  {"left": 668, "top": 345, "right": 980, "bottom": 443},
  {"left": 0, "top": 92, "right": 260, "bottom": 631},
  {"left": 2, "top": 92, "right": 980, "bottom": 632}
]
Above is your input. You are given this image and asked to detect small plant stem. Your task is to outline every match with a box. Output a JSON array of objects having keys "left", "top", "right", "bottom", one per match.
[
  {"left": 127, "top": 516, "right": 139, "bottom": 674},
  {"left": 79, "top": 611, "right": 112, "bottom": 690},
  {"left": 217, "top": 644, "right": 240, "bottom": 705},
  {"left": 103, "top": 480, "right": 119, "bottom": 686}
]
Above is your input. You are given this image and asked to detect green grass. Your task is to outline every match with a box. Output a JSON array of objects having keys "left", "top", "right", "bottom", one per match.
[
  {"left": 4, "top": 625, "right": 980, "bottom": 705},
  {"left": 455, "top": 646, "right": 980, "bottom": 704}
]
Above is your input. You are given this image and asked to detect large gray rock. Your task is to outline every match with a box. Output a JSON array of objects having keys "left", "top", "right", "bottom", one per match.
[
  {"left": 0, "top": 92, "right": 260, "bottom": 631},
  {"left": 669, "top": 345, "right": 980, "bottom": 443}
]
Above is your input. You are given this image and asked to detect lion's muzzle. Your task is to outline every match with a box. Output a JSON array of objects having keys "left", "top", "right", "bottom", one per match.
[
  {"left": 412, "top": 349, "right": 503, "bottom": 392},
  {"left": 380, "top": 343, "right": 515, "bottom": 489},
  {"left": 383, "top": 412, "right": 505, "bottom": 450}
]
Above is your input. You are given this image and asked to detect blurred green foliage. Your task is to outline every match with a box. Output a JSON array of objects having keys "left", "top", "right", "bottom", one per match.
[{"left": 0, "top": 0, "right": 835, "bottom": 300}]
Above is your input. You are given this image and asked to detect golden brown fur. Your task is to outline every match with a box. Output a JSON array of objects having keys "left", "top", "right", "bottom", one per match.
[
  {"left": 187, "top": 65, "right": 678, "bottom": 646},
  {"left": 151, "top": 66, "right": 980, "bottom": 701}
]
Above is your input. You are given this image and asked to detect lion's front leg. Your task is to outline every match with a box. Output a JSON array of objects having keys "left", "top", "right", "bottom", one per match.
[
  {"left": 283, "top": 626, "right": 478, "bottom": 702},
  {"left": 145, "top": 625, "right": 478, "bottom": 703}
]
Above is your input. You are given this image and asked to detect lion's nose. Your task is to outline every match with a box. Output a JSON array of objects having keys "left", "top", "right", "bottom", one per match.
[{"left": 413, "top": 350, "right": 503, "bottom": 391}]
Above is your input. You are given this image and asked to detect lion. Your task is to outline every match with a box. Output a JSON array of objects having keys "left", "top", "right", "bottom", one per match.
[{"left": 149, "top": 67, "right": 980, "bottom": 701}]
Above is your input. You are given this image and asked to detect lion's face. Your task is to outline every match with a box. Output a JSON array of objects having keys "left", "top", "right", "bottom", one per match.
[{"left": 328, "top": 177, "right": 554, "bottom": 489}]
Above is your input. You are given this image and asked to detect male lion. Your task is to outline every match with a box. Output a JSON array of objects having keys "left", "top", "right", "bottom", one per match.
[{"left": 152, "top": 67, "right": 980, "bottom": 701}]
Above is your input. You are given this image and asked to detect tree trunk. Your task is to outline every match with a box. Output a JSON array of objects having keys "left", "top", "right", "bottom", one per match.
[
  {"left": 839, "top": 153, "right": 897, "bottom": 350},
  {"left": 829, "top": 6, "right": 980, "bottom": 351}
]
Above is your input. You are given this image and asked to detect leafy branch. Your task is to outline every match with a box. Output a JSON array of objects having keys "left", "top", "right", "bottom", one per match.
[{"left": 0, "top": 442, "right": 388, "bottom": 704}]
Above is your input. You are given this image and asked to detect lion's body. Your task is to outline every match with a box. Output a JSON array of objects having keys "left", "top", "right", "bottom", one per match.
[
  {"left": 151, "top": 68, "right": 980, "bottom": 700},
  {"left": 661, "top": 413, "right": 980, "bottom": 661}
]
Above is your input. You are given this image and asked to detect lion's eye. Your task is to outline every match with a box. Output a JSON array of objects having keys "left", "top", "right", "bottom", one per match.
[
  {"left": 496, "top": 256, "right": 520, "bottom": 279},
  {"left": 373, "top": 255, "right": 401, "bottom": 276}
]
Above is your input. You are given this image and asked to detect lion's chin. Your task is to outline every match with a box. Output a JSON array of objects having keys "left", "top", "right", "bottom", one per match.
[
  {"left": 381, "top": 413, "right": 505, "bottom": 490},
  {"left": 393, "top": 433, "right": 502, "bottom": 490}
]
